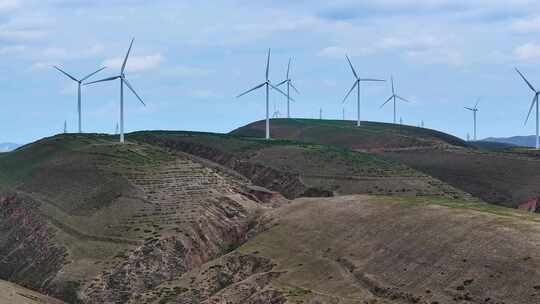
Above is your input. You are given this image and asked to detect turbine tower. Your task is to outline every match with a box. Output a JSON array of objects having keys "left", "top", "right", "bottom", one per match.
[
  {"left": 63, "top": 120, "right": 67, "bottom": 134},
  {"left": 515, "top": 68, "right": 540, "bottom": 149},
  {"left": 342, "top": 55, "right": 385, "bottom": 127},
  {"left": 53, "top": 66, "right": 106, "bottom": 133},
  {"left": 381, "top": 76, "right": 410, "bottom": 124},
  {"left": 237, "top": 49, "right": 290, "bottom": 140},
  {"left": 85, "top": 38, "right": 146, "bottom": 144},
  {"left": 464, "top": 99, "right": 480, "bottom": 141},
  {"left": 276, "top": 58, "right": 300, "bottom": 118}
]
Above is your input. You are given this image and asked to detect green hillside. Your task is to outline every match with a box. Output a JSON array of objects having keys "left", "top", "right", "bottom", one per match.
[{"left": 231, "top": 118, "right": 469, "bottom": 150}]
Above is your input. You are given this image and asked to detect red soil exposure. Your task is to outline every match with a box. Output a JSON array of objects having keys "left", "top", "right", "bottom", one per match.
[{"left": 519, "top": 197, "right": 540, "bottom": 212}]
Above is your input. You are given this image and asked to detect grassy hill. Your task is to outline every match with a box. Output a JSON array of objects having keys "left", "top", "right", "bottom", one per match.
[
  {"left": 131, "top": 130, "right": 470, "bottom": 200},
  {"left": 139, "top": 194, "right": 540, "bottom": 304},
  {"left": 232, "top": 119, "right": 540, "bottom": 210},
  {"left": 0, "top": 133, "right": 272, "bottom": 303},
  {"left": 0, "top": 129, "right": 538, "bottom": 303},
  {"left": 231, "top": 118, "right": 469, "bottom": 150}
]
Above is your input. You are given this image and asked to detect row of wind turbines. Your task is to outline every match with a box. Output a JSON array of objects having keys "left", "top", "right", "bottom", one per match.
[
  {"left": 54, "top": 39, "right": 145, "bottom": 143},
  {"left": 236, "top": 49, "right": 411, "bottom": 140},
  {"left": 54, "top": 41, "right": 540, "bottom": 149}
]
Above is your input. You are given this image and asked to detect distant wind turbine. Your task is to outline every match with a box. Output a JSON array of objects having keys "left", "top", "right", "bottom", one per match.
[
  {"left": 237, "top": 49, "right": 290, "bottom": 140},
  {"left": 85, "top": 38, "right": 146, "bottom": 144},
  {"left": 464, "top": 98, "right": 480, "bottom": 141},
  {"left": 63, "top": 120, "right": 67, "bottom": 134},
  {"left": 342, "top": 55, "right": 385, "bottom": 127},
  {"left": 381, "top": 76, "right": 410, "bottom": 124},
  {"left": 515, "top": 68, "right": 540, "bottom": 149},
  {"left": 276, "top": 58, "right": 300, "bottom": 118},
  {"left": 53, "top": 65, "right": 106, "bottom": 133}
]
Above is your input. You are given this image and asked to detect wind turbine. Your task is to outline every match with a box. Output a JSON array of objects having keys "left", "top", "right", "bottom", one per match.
[
  {"left": 515, "top": 68, "right": 540, "bottom": 149},
  {"left": 84, "top": 38, "right": 146, "bottom": 144},
  {"left": 381, "top": 76, "right": 410, "bottom": 124},
  {"left": 464, "top": 99, "right": 480, "bottom": 141},
  {"left": 53, "top": 65, "right": 106, "bottom": 133},
  {"left": 276, "top": 58, "right": 300, "bottom": 118},
  {"left": 237, "top": 49, "right": 290, "bottom": 140},
  {"left": 342, "top": 55, "right": 385, "bottom": 127}
]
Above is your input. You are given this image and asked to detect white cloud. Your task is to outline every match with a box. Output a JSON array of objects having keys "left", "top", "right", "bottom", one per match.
[
  {"left": 514, "top": 42, "right": 540, "bottom": 61},
  {"left": 511, "top": 16, "right": 540, "bottom": 32},
  {"left": 163, "top": 65, "right": 213, "bottom": 77},
  {"left": 103, "top": 53, "right": 164, "bottom": 72},
  {"left": 31, "top": 61, "right": 59, "bottom": 70},
  {"left": 0, "top": 27, "right": 48, "bottom": 41},
  {"left": 0, "top": 0, "right": 20, "bottom": 11},
  {"left": 0, "top": 44, "right": 25, "bottom": 55}
]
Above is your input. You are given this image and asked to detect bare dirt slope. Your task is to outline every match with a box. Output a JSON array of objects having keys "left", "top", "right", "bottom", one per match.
[
  {"left": 0, "top": 280, "right": 65, "bottom": 304},
  {"left": 229, "top": 195, "right": 540, "bottom": 304}
]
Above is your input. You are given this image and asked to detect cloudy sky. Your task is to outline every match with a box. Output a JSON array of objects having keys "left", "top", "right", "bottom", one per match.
[{"left": 2, "top": 0, "right": 540, "bottom": 143}]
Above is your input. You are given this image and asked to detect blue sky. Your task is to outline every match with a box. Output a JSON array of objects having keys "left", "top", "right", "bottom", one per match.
[{"left": 2, "top": 0, "right": 540, "bottom": 144}]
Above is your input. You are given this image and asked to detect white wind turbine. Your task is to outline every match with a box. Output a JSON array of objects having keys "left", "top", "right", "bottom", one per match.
[
  {"left": 342, "top": 55, "right": 385, "bottom": 127},
  {"left": 237, "top": 49, "right": 290, "bottom": 140},
  {"left": 515, "top": 68, "right": 540, "bottom": 149},
  {"left": 85, "top": 38, "right": 146, "bottom": 144},
  {"left": 381, "top": 76, "right": 411, "bottom": 124},
  {"left": 53, "top": 65, "right": 106, "bottom": 133},
  {"left": 276, "top": 58, "right": 300, "bottom": 118},
  {"left": 464, "top": 98, "right": 480, "bottom": 141}
]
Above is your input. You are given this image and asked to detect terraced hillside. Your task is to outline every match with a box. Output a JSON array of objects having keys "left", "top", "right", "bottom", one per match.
[
  {"left": 231, "top": 118, "right": 469, "bottom": 150},
  {"left": 383, "top": 148, "right": 540, "bottom": 209},
  {"left": 141, "top": 194, "right": 540, "bottom": 304},
  {"left": 0, "top": 134, "right": 280, "bottom": 303},
  {"left": 131, "top": 131, "right": 470, "bottom": 200},
  {"left": 0, "top": 280, "right": 65, "bottom": 304},
  {"left": 232, "top": 119, "right": 540, "bottom": 210}
]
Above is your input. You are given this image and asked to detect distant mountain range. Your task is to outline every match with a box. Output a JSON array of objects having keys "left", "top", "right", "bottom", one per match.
[
  {"left": 0, "top": 143, "right": 20, "bottom": 152},
  {"left": 482, "top": 135, "right": 537, "bottom": 148}
]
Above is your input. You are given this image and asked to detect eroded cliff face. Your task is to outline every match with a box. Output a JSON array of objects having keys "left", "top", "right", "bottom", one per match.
[
  {"left": 134, "top": 252, "right": 285, "bottom": 304},
  {"left": 0, "top": 193, "right": 68, "bottom": 296}
]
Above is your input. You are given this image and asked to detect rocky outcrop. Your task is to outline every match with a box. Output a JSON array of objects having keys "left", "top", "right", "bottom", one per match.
[
  {"left": 0, "top": 192, "right": 68, "bottom": 298},
  {"left": 135, "top": 252, "right": 285, "bottom": 304}
]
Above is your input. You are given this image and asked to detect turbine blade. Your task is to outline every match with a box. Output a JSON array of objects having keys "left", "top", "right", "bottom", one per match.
[
  {"left": 121, "top": 38, "right": 135, "bottom": 74},
  {"left": 342, "top": 81, "right": 358, "bottom": 103},
  {"left": 396, "top": 95, "right": 411, "bottom": 103},
  {"left": 286, "top": 57, "right": 291, "bottom": 79},
  {"left": 391, "top": 76, "right": 395, "bottom": 94},
  {"left": 464, "top": 107, "right": 474, "bottom": 111},
  {"left": 515, "top": 68, "right": 537, "bottom": 93},
  {"left": 123, "top": 78, "right": 146, "bottom": 106},
  {"left": 474, "top": 98, "right": 481, "bottom": 109},
  {"left": 345, "top": 55, "right": 358, "bottom": 79},
  {"left": 53, "top": 66, "right": 78, "bottom": 82},
  {"left": 81, "top": 67, "right": 106, "bottom": 81},
  {"left": 525, "top": 94, "right": 538, "bottom": 125},
  {"left": 380, "top": 95, "right": 393, "bottom": 108},
  {"left": 266, "top": 48, "right": 270, "bottom": 81},
  {"left": 83, "top": 75, "right": 120, "bottom": 85},
  {"left": 275, "top": 79, "right": 288, "bottom": 87},
  {"left": 290, "top": 82, "right": 300, "bottom": 94},
  {"left": 237, "top": 82, "right": 266, "bottom": 98},
  {"left": 359, "top": 78, "right": 385, "bottom": 82},
  {"left": 269, "top": 83, "right": 293, "bottom": 101}
]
